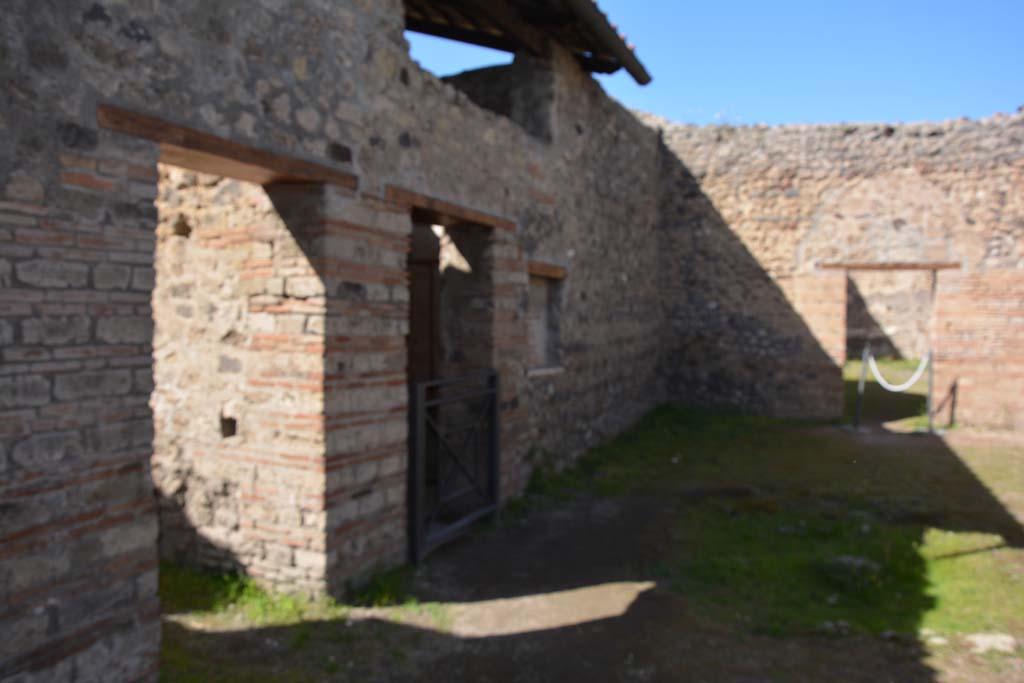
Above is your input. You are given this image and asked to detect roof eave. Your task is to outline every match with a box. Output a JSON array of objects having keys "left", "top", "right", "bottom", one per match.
[{"left": 561, "top": 0, "right": 652, "bottom": 85}]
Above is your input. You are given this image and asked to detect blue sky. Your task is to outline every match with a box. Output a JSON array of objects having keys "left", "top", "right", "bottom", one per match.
[{"left": 406, "top": 0, "right": 1024, "bottom": 125}]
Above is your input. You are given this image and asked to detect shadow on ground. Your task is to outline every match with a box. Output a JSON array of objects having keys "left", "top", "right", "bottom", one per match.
[{"left": 161, "top": 408, "right": 1024, "bottom": 683}]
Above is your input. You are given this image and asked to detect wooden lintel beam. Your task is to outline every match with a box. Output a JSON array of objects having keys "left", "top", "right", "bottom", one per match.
[
  {"left": 528, "top": 261, "right": 568, "bottom": 280},
  {"left": 819, "top": 262, "right": 962, "bottom": 271},
  {"left": 386, "top": 185, "right": 516, "bottom": 232},
  {"left": 97, "top": 104, "right": 358, "bottom": 190}
]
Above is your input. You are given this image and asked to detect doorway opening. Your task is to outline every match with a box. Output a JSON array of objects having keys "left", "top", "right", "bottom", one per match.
[
  {"left": 96, "top": 104, "right": 357, "bottom": 594},
  {"left": 150, "top": 165, "right": 332, "bottom": 593},
  {"left": 825, "top": 261, "right": 960, "bottom": 431},
  {"left": 406, "top": 217, "right": 500, "bottom": 563}
]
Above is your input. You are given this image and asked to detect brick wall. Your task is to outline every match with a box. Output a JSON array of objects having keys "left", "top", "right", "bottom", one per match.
[
  {"left": 7, "top": 1, "right": 1020, "bottom": 679},
  {"left": 655, "top": 143, "right": 845, "bottom": 419},
  {"left": 152, "top": 168, "right": 329, "bottom": 593},
  {"left": 1, "top": 128, "right": 161, "bottom": 680},
  {"left": 319, "top": 191, "right": 412, "bottom": 590},
  {"left": 448, "top": 52, "right": 670, "bottom": 466},
  {"left": 645, "top": 112, "right": 1024, "bottom": 427},
  {"left": 934, "top": 271, "right": 1024, "bottom": 430},
  {"left": 846, "top": 270, "right": 934, "bottom": 359}
]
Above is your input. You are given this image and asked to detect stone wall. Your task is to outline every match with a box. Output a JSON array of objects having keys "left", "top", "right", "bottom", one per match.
[
  {"left": 934, "top": 271, "right": 1024, "bottom": 430},
  {"left": 446, "top": 53, "right": 670, "bottom": 465},
  {"left": 4, "top": 0, "right": 1020, "bottom": 679},
  {"left": 653, "top": 132, "right": 845, "bottom": 418},
  {"left": 0, "top": 4, "right": 691, "bottom": 676},
  {"left": 846, "top": 270, "right": 934, "bottom": 359},
  {"left": 0, "top": 5, "right": 180, "bottom": 670},
  {"left": 152, "top": 167, "right": 330, "bottom": 593},
  {"left": 643, "top": 112, "right": 1024, "bottom": 428}
]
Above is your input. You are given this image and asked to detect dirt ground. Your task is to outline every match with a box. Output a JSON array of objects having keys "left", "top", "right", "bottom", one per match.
[{"left": 163, "top": 402, "right": 1024, "bottom": 683}]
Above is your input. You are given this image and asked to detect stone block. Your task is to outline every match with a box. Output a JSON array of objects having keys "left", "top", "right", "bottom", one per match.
[
  {"left": 93, "top": 263, "right": 132, "bottom": 290},
  {"left": 294, "top": 548, "right": 327, "bottom": 572},
  {"left": 4, "top": 172, "right": 45, "bottom": 203},
  {"left": 131, "top": 266, "right": 155, "bottom": 291},
  {"left": 8, "top": 549, "right": 71, "bottom": 593},
  {"left": 285, "top": 276, "right": 324, "bottom": 299},
  {"left": 265, "top": 543, "right": 294, "bottom": 568},
  {"left": 0, "top": 375, "right": 51, "bottom": 408},
  {"left": 54, "top": 369, "right": 132, "bottom": 401},
  {"left": 15, "top": 259, "right": 89, "bottom": 288},
  {"left": 357, "top": 490, "right": 385, "bottom": 516},
  {"left": 2, "top": 610, "right": 53, "bottom": 673},
  {"left": 21, "top": 316, "right": 91, "bottom": 346},
  {"left": 133, "top": 368, "right": 154, "bottom": 394},
  {"left": 11, "top": 430, "right": 84, "bottom": 469},
  {"left": 96, "top": 316, "right": 153, "bottom": 344}
]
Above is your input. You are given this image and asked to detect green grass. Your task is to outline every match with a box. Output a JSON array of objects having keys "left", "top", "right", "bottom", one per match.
[
  {"left": 655, "top": 501, "right": 933, "bottom": 636},
  {"left": 921, "top": 530, "right": 1024, "bottom": 635},
  {"left": 348, "top": 565, "right": 454, "bottom": 632},
  {"left": 159, "top": 562, "right": 329, "bottom": 624},
  {"left": 520, "top": 405, "right": 1024, "bottom": 639},
  {"left": 159, "top": 560, "right": 454, "bottom": 682},
  {"left": 350, "top": 566, "right": 415, "bottom": 607},
  {"left": 159, "top": 562, "right": 246, "bottom": 614}
]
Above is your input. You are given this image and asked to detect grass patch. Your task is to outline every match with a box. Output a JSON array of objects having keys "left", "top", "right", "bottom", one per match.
[
  {"left": 351, "top": 566, "right": 416, "bottom": 607},
  {"left": 160, "top": 561, "right": 452, "bottom": 682},
  {"left": 655, "top": 502, "right": 934, "bottom": 636},
  {"left": 159, "top": 562, "right": 343, "bottom": 625},
  {"left": 921, "top": 530, "right": 1024, "bottom": 635},
  {"left": 522, "top": 405, "right": 1024, "bottom": 639},
  {"left": 159, "top": 562, "right": 246, "bottom": 614}
]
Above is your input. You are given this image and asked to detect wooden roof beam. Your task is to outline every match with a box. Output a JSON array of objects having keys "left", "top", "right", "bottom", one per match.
[
  {"left": 561, "top": 0, "right": 651, "bottom": 84},
  {"left": 432, "top": 1, "right": 485, "bottom": 33},
  {"left": 576, "top": 52, "right": 621, "bottom": 74},
  {"left": 449, "top": 0, "right": 549, "bottom": 56},
  {"left": 405, "top": 18, "right": 520, "bottom": 53}
]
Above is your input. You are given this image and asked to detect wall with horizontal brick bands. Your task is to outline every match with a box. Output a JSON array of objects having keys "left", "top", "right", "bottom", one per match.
[
  {"left": 151, "top": 168, "right": 330, "bottom": 594},
  {"left": 488, "top": 229, "right": 531, "bottom": 499},
  {"left": 1, "top": 128, "right": 161, "bottom": 682},
  {"left": 934, "top": 271, "right": 1024, "bottom": 430},
  {"left": 13, "top": 2, "right": 1021, "bottom": 679},
  {"left": 645, "top": 111, "right": 1024, "bottom": 425},
  {"left": 321, "top": 193, "right": 412, "bottom": 591}
]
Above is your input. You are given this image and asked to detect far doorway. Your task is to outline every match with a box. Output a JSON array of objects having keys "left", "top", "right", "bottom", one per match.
[{"left": 406, "top": 218, "right": 500, "bottom": 562}]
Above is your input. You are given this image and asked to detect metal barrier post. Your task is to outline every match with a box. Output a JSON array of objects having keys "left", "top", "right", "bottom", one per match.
[
  {"left": 927, "top": 346, "right": 935, "bottom": 434},
  {"left": 854, "top": 342, "right": 870, "bottom": 430},
  {"left": 408, "top": 381, "right": 427, "bottom": 565},
  {"left": 927, "top": 267, "right": 937, "bottom": 434},
  {"left": 488, "top": 371, "right": 501, "bottom": 520}
]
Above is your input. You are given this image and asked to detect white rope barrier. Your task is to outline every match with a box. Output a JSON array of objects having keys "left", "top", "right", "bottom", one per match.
[{"left": 867, "top": 352, "right": 930, "bottom": 393}]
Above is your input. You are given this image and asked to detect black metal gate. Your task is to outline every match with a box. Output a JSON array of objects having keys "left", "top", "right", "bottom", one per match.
[{"left": 408, "top": 371, "right": 500, "bottom": 563}]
